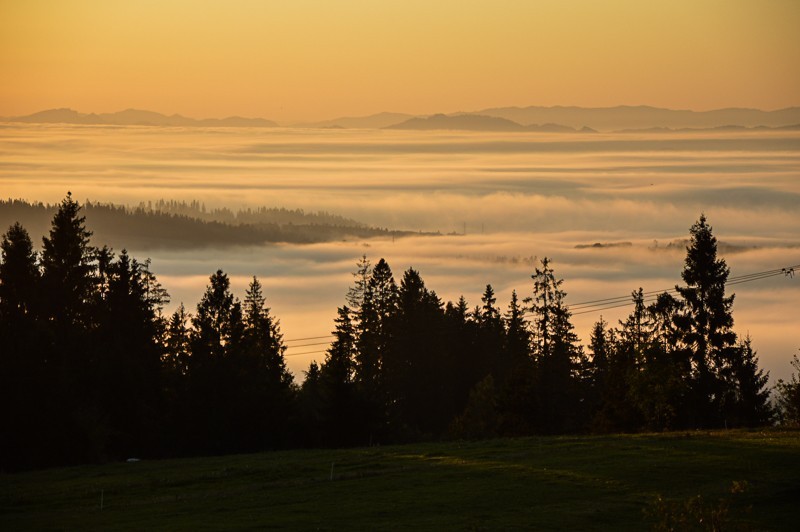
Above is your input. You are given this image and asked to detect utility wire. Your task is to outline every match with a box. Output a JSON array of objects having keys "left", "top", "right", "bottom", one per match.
[
  {"left": 281, "top": 263, "right": 798, "bottom": 356},
  {"left": 284, "top": 334, "right": 334, "bottom": 343}
]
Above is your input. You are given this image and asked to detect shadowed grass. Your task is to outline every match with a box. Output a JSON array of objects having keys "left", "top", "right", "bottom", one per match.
[{"left": 2, "top": 430, "right": 798, "bottom": 530}]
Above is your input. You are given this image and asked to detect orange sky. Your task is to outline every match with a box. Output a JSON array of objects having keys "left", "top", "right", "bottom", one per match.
[{"left": 1, "top": 0, "right": 799, "bottom": 123}]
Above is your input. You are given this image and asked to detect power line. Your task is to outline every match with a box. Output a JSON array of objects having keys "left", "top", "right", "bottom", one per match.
[
  {"left": 285, "top": 349, "right": 328, "bottom": 357},
  {"left": 284, "top": 334, "right": 333, "bottom": 343},
  {"left": 285, "top": 340, "right": 332, "bottom": 349},
  {"left": 279, "top": 263, "right": 798, "bottom": 358},
  {"left": 563, "top": 264, "right": 798, "bottom": 317}
]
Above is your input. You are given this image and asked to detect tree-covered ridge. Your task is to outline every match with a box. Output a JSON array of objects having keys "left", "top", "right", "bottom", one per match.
[
  {"left": 0, "top": 195, "right": 793, "bottom": 472},
  {"left": 0, "top": 198, "right": 432, "bottom": 250}
]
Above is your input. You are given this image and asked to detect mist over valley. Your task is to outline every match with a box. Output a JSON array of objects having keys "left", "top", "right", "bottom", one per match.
[{"left": 2, "top": 123, "right": 797, "bottom": 382}]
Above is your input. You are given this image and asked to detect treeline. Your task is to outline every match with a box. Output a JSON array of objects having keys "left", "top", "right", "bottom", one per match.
[
  {"left": 140, "top": 199, "right": 365, "bottom": 227},
  {"left": 0, "top": 195, "right": 791, "bottom": 472},
  {"left": 0, "top": 198, "right": 422, "bottom": 251}
]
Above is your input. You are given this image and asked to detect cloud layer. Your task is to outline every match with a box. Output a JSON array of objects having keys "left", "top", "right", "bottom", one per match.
[{"left": 2, "top": 124, "right": 798, "bottom": 381}]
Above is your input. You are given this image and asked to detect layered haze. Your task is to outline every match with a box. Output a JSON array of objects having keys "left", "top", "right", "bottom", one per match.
[{"left": 1, "top": 123, "right": 798, "bottom": 382}]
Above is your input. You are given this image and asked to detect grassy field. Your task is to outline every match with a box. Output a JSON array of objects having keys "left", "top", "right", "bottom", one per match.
[{"left": 1, "top": 430, "right": 798, "bottom": 530}]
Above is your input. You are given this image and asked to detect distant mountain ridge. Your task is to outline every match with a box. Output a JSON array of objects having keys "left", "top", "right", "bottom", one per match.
[
  {"left": 297, "top": 112, "right": 416, "bottom": 129},
  {"left": 385, "top": 113, "right": 594, "bottom": 132},
  {"left": 3, "top": 105, "right": 800, "bottom": 131},
  {"left": 471, "top": 105, "right": 800, "bottom": 131},
  {"left": 2, "top": 108, "right": 278, "bottom": 127}
]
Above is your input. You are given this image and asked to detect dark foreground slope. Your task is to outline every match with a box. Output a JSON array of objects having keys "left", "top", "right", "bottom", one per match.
[{"left": 2, "top": 430, "right": 798, "bottom": 531}]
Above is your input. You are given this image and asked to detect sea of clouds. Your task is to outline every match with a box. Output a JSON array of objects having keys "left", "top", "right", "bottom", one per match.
[{"left": 1, "top": 124, "right": 798, "bottom": 381}]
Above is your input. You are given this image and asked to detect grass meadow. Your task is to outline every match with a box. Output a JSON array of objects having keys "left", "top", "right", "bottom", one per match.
[{"left": 2, "top": 430, "right": 798, "bottom": 530}]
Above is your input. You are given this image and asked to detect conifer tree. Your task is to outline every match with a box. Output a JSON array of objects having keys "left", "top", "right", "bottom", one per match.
[
  {"left": 0, "top": 223, "right": 44, "bottom": 470},
  {"left": 346, "top": 255, "right": 371, "bottom": 315},
  {"left": 674, "top": 215, "right": 738, "bottom": 427},
  {"left": 40, "top": 192, "right": 97, "bottom": 327},
  {"left": 0, "top": 222, "right": 39, "bottom": 319},
  {"left": 526, "top": 258, "right": 584, "bottom": 432},
  {"left": 243, "top": 276, "right": 291, "bottom": 387},
  {"left": 355, "top": 259, "right": 397, "bottom": 410},
  {"left": 775, "top": 351, "right": 800, "bottom": 426},
  {"left": 726, "top": 335, "right": 771, "bottom": 427},
  {"left": 385, "top": 268, "right": 449, "bottom": 435},
  {"left": 187, "top": 270, "right": 246, "bottom": 453},
  {"left": 236, "top": 276, "right": 293, "bottom": 449},
  {"left": 317, "top": 306, "right": 361, "bottom": 445},
  {"left": 501, "top": 289, "right": 530, "bottom": 380},
  {"left": 39, "top": 194, "right": 99, "bottom": 464},
  {"left": 323, "top": 306, "right": 357, "bottom": 387},
  {"left": 476, "top": 284, "right": 505, "bottom": 380},
  {"left": 94, "top": 250, "right": 167, "bottom": 458}
]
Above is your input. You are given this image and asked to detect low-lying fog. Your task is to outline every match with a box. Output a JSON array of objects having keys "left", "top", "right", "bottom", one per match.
[{"left": 2, "top": 124, "right": 798, "bottom": 381}]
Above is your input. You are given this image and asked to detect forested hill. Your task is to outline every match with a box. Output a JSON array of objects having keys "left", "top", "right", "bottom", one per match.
[{"left": 0, "top": 199, "right": 430, "bottom": 249}]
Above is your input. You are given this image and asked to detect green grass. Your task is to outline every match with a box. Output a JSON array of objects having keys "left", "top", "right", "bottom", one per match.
[{"left": 2, "top": 430, "right": 798, "bottom": 530}]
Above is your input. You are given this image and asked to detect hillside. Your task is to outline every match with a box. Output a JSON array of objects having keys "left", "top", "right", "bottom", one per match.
[
  {"left": 0, "top": 199, "right": 430, "bottom": 250},
  {"left": 1, "top": 431, "right": 797, "bottom": 530}
]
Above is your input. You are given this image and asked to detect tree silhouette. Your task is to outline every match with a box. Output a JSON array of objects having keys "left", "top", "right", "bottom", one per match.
[
  {"left": 239, "top": 276, "right": 294, "bottom": 449},
  {"left": 726, "top": 335, "right": 771, "bottom": 427},
  {"left": 93, "top": 250, "right": 167, "bottom": 458},
  {"left": 316, "top": 306, "right": 362, "bottom": 445},
  {"left": 39, "top": 193, "right": 100, "bottom": 464},
  {"left": 526, "top": 258, "right": 584, "bottom": 432},
  {"left": 775, "top": 351, "right": 800, "bottom": 426},
  {"left": 187, "top": 270, "right": 245, "bottom": 453},
  {"left": 385, "top": 268, "right": 450, "bottom": 436},
  {"left": 0, "top": 223, "right": 44, "bottom": 470},
  {"left": 354, "top": 258, "right": 398, "bottom": 441},
  {"left": 674, "top": 215, "right": 738, "bottom": 427},
  {"left": 40, "top": 192, "right": 97, "bottom": 327}
]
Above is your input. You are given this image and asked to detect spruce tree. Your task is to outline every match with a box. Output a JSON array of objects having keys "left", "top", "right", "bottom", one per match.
[
  {"left": 503, "top": 289, "right": 531, "bottom": 375},
  {"left": 477, "top": 284, "right": 505, "bottom": 380},
  {"left": 674, "top": 215, "right": 737, "bottom": 427},
  {"left": 776, "top": 351, "right": 800, "bottom": 426},
  {"left": 94, "top": 250, "right": 167, "bottom": 458},
  {"left": 354, "top": 258, "right": 398, "bottom": 440},
  {"left": 236, "top": 276, "right": 293, "bottom": 450},
  {"left": 318, "top": 306, "right": 361, "bottom": 445},
  {"left": 40, "top": 192, "right": 96, "bottom": 327},
  {"left": 0, "top": 223, "right": 44, "bottom": 470},
  {"left": 39, "top": 194, "right": 100, "bottom": 464},
  {"left": 188, "top": 270, "right": 246, "bottom": 453},
  {"left": 385, "top": 268, "right": 450, "bottom": 435},
  {"left": 0, "top": 222, "right": 39, "bottom": 319},
  {"left": 727, "top": 335, "right": 771, "bottom": 427},
  {"left": 526, "top": 257, "right": 584, "bottom": 432}
]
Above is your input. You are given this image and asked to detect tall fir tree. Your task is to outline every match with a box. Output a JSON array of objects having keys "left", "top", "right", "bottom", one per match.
[
  {"left": 187, "top": 270, "right": 246, "bottom": 453},
  {"left": 674, "top": 215, "right": 738, "bottom": 427},
  {"left": 40, "top": 192, "right": 97, "bottom": 328},
  {"left": 39, "top": 194, "right": 100, "bottom": 464},
  {"left": 238, "top": 276, "right": 294, "bottom": 450},
  {"left": 385, "top": 268, "right": 450, "bottom": 436},
  {"left": 316, "top": 305, "right": 362, "bottom": 445},
  {"left": 726, "top": 335, "right": 771, "bottom": 427},
  {"left": 526, "top": 258, "right": 584, "bottom": 432},
  {"left": 0, "top": 223, "right": 45, "bottom": 470},
  {"left": 94, "top": 250, "right": 168, "bottom": 458},
  {"left": 354, "top": 258, "right": 398, "bottom": 441}
]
